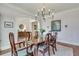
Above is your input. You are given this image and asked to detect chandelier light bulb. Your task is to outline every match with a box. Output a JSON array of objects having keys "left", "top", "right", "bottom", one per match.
[
  {"left": 35, "top": 14, "right": 37, "bottom": 17},
  {"left": 48, "top": 9, "right": 50, "bottom": 12},
  {"left": 41, "top": 8, "right": 43, "bottom": 11},
  {"left": 52, "top": 12, "right": 55, "bottom": 15}
]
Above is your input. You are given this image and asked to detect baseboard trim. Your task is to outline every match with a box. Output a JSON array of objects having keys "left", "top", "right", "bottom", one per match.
[
  {"left": 0, "top": 48, "right": 11, "bottom": 55},
  {"left": 57, "top": 41, "right": 79, "bottom": 48},
  {"left": 57, "top": 41, "right": 79, "bottom": 56}
]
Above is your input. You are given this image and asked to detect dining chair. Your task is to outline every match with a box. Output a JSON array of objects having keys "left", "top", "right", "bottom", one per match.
[
  {"left": 36, "top": 34, "right": 50, "bottom": 56},
  {"left": 52, "top": 32, "right": 57, "bottom": 51},
  {"left": 36, "top": 42, "right": 50, "bottom": 56},
  {"left": 47, "top": 32, "right": 57, "bottom": 54},
  {"left": 9, "top": 32, "right": 34, "bottom": 56}
]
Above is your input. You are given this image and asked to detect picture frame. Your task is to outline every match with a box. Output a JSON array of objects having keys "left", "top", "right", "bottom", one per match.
[
  {"left": 51, "top": 20, "right": 61, "bottom": 31},
  {"left": 4, "top": 21, "right": 13, "bottom": 28},
  {"left": 32, "top": 21, "right": 38, "bottom": 30}
]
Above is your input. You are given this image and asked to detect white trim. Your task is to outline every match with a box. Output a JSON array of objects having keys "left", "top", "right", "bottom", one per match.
[{"left": 55, "top": 7, "right": 79, "bottom": 15}]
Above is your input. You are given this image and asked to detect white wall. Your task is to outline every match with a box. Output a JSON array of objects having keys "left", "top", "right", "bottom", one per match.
[
  {"left": 54, "top": 8, "right": 79, "bottom": 46},
  {"left": 0, "top": 14, "right": 1, "bottom": 50},
  {"left": 0, "top": 5, "right": 34, "bottom": 50},
  {"left": 16, "top": 17, "right": 32, "bottom": 32},
  {"left": 0, "top": 14, "right": 34, "bottom": 50},
  {"left": 0, "top": 15, "right": 17, "bottom": 50}
]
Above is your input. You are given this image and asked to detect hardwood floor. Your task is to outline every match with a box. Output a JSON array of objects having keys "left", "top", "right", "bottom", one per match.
[
  {"left": 0, "top": 41, "right": 79, "bottom": 56},
  {"left": 0, "top": 44, "right": 73, "bottom": 56}
]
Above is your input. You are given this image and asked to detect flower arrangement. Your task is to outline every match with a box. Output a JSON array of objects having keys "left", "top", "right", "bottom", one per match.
[{"left": 40, "top": 28, "right": 45, "bottom": 34}]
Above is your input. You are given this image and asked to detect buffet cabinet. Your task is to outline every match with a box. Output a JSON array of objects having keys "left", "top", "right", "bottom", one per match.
[{"left": 18, "top": 31, "right": 32, "bottom": 40}]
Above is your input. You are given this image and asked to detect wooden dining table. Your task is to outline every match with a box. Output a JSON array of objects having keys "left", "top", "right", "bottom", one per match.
[{"left": 17, "top": 38, "right": 50, "bottom": 56}]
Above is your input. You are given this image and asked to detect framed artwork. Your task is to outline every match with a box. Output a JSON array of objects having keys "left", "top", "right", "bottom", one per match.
[
  {"left": 4, "top": 21, "right": 13, "bottom": 28},
  {"left": 51, "top": 20, "right": 61, "bottom": 31},
  {"left": 32, "top": 21, "right": 38, "bottom": 30}
]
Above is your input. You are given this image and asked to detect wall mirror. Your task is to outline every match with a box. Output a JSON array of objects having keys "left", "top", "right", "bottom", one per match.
[{"left": 19, "top": 24, "right": 24, "bottom": 30}]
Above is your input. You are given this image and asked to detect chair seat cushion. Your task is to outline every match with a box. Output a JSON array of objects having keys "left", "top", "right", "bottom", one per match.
[
  {"left": 38, "top": 45, "right": 48, "bottom": 51},
  {"left": 18, "top": 49, "right": 27, "bottom": 56},
  {"left": 17, "top": 48, "right": 33, "bottom": 56},
  {"left": 17, "top": 45, "right": 34, "bottom": 56}
]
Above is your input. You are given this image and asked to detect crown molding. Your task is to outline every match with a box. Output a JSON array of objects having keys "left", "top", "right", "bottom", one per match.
[{"left": 0, "top": 4, "right": 34, "bottom": 19}]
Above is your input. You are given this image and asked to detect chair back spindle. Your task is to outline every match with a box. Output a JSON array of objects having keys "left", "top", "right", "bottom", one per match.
[{"left": 9, "top": 32, "right": 18, "bottom": 56}]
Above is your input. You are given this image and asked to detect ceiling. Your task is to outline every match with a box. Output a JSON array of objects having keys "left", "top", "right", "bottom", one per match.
[
  {"left": 11, "top": 3, "right": 79, "bottom": 13},
  {"left": 0, "top": 3, "right": 79, "bottom": 18}
]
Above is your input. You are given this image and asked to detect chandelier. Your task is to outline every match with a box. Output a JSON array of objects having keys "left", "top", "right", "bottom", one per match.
[{"left": 35, "top": 6, "right": 55, "bottom": 21}]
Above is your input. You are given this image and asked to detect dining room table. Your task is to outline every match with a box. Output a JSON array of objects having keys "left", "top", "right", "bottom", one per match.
[{"left": 17, "top": 37, "right": 50, "bottom": 56}]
